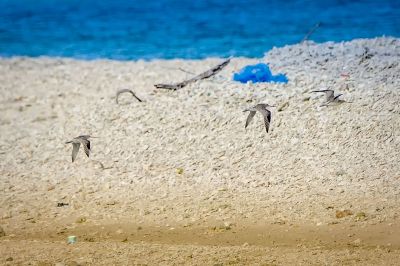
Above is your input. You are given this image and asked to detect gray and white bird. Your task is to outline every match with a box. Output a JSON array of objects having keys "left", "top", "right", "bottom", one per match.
[
  {"left": 116, "top": 89, "right": 142, "bottom": 104},
  {"left": 311, "top": 89, "right": 345, "bottom": 106},
  {"left": 65, "top": 135, "right": 96, "bottom": 162},
  {"left": 243, "top": 103, "right": 275, "bottom": 133}
]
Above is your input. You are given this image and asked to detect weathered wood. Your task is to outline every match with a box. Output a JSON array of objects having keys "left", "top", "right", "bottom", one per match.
[
  {"left": 154, "top": 58, "right": 231, "bottom": 90},
  {"left": 301, "top": 22, "right": 321, "bottom": 43},
  {"left": 116, "top": 89, "right": 143, "bottom": 104}
]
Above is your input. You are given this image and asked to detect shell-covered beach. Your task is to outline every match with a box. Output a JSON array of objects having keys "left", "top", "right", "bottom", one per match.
[{"left": 1, "top": 38, "right": 400, "bottom": 264}]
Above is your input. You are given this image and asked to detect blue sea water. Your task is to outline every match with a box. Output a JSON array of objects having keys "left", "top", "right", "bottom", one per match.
[{"left": 0, "top": 0, "right": 399, "bottom": 60}]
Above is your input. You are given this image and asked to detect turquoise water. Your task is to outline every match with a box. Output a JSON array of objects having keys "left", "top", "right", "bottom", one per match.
[{"left": 0, "top": 0, "right": 399, "bottom": 59}]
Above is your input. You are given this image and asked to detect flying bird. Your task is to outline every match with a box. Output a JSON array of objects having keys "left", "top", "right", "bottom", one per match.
[
  {"left": 243, "top": 103, "right": 275, "bottom": 133},
  {"left": 311, "top": 89, "right": 346, "bottom": 106},
  {"left": 116, "top": 89, "right": 142, "bottom": 104},
  {"left": 65, "top": 135, "right": 96, "bottom": 162}
]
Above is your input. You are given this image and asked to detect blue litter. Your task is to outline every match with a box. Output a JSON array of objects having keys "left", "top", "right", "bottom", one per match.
[{"left": 233, "top": 63, "right": 288, "bottom": 83}]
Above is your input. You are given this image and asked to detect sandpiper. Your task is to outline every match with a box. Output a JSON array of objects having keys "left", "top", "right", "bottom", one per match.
[
  {"left": 311, "top": 89, "right": 345, "bottom": 106},
  {"left": 116, "top": 89, "right": 142, "bottom": 104},
  {"left": 243, "top": 103, "right": 275, "bottom": 133},
  {"left": 65, "top": 135, "right": 96, "bottom": 162}
]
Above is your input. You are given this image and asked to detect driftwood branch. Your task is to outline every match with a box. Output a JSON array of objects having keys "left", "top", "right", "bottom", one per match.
[
  {"left": 301, "top": 22, "right": 321, "bottom": 43},
  {"left": 154, "top": 58, "right": 231, "bottom": 90},
  {"left": 116, "top": 89, "right": 143, "bottom": 104}
]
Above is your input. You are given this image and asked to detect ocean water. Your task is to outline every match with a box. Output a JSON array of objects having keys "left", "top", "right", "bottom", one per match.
[{"left": 0, "top": 0, "right": 399, "bottom": 60}]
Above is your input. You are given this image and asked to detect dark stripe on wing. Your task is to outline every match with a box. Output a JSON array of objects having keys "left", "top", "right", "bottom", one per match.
[
  {"left": 79, "top": 139, "right": 90, "bottom": 158},
  {"left": 245, "top": 111, "right": 256, "bottom": 129}
]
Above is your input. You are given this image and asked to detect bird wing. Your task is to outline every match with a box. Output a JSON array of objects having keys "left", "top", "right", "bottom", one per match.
[
  {"left": 86, "top": 140, "right": 91, "bottom": 151},
  {"left": 258, "top": 108, "right": 272, "bottom": 133},
  {"left": 79, "top": 138, "right": 91, "bottom": 158},
  {"left": 245, "top": 111, "right": 256, "bottom": 129},
  {"left": 116, "top": 89, "right": 130, "bottom": 104},
  {"left": 116, "top": 89, "right": 142, "bottom": 103},
  {"left": 312, "top": 89, "right": 334, "bottom": 101},
  {"left": 71, "top": 142, "right": 80, "bottom": 162},
  {"left": 132, "top": 93, "right": 143, "bottom": 102},
  {"left": 333, "top": 94, "right": 343, "bottom": 101}
]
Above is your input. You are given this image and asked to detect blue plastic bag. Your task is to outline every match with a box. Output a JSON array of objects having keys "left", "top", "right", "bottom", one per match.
[{"left": 233, "top": 63, "right": 288, "bottom": 83}]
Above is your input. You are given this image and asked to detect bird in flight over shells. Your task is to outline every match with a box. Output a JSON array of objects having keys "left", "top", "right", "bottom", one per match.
[
  {"left": 65, "top": 135, "right": 97, "bottom": 162},
  {"left": 311, "top": 89, "right": 348, "bottom": 106},
  {"left": 116, "top": 89, "right": 143, "bottom": 104},
  {"left": 243, "top": 103, "right": 275, "bottom": 133}
]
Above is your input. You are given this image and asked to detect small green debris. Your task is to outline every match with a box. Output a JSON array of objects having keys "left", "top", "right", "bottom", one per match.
[
  {"left": 67, "top": 235, "right": 77, "bottom": 244},
  {"left": 355, "top": 212, "right": 367, "bottom": 221}
]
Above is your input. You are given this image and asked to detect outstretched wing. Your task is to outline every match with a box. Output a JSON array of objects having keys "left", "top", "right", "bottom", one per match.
[
  {"left": 312, "top": 89, "right": 334, "bottom": 101},
  {"left": 116, "top": 89, "right": 142, "bottom": 104},
  {"left": 71, "top": 142, "right": 80, "bottom": 162},
  {"left": 132, "top": 93, "right": 142, "bottom": 102},
  {"left": 259, "top": 108, "right": 272, "bottom": 133},
  {"left": 245, "top": 111, "right": 256, "bottom": 129},
  {"left": 333, "top": 94, "right": 343, "bottom": 101},
  {"left": 79, "top": 139, "right": 91, "bottom": 158},
  {"left": 116, "top": 89, "right": 131, "bottom": 104}
]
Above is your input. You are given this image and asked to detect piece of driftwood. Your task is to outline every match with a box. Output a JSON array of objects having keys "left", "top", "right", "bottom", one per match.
[
  {"left": 116, "top": 89, "right": 143, "bottom": 104},
  {"left": 301, "top": 22, "right": 321, "bottom": 43},
  {"left": 154, "top": 58, "right": 231, "bottom": 90}
]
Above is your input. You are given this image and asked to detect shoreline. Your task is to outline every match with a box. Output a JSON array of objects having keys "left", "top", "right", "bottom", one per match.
[{"left": 0, "top": 36, "right": 398, "bottom": 62}]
